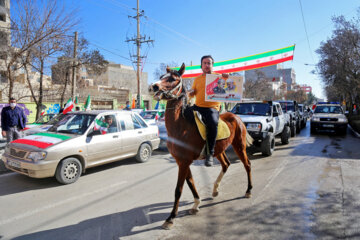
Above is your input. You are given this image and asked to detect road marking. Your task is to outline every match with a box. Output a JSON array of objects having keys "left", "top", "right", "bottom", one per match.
[
  {"left": 0, "top": 180, "right": 127, "bottom": 226},
  {"left": 252, "top": 159, "right": 288, "bottom": 205}
]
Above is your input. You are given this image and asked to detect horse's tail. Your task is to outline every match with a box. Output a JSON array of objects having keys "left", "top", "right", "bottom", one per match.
[{"left": 245, "top": 129, "right": 253, "bottom": 147}]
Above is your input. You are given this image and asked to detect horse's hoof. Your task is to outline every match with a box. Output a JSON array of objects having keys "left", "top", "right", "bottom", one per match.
[
  {"left": 162, "top": 221, "right": 173, "bottom": 230},
  {"left": 245, "top": 192, "right": 252, "bottom": 198},
  {"left": 212, "top": 191, "right": 219, "bottom": 197},
  {"left": 189, "top": 208, "right": 199, "bottom": 215}
]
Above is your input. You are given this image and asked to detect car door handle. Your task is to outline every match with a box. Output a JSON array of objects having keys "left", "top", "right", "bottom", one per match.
[
  {"left": 137, "top": 131, "right": 142, "bottom": 134},
  {"left": 113, "top": 135, "right": 119, "bottom": 138}
]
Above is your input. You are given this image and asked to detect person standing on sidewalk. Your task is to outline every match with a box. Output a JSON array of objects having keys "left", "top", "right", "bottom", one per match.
[
  {"left": 188, "top": 55, "right": 228, "bottom": 167},
  {"left": 1, "top": 97, "right": 27, "bottom": 143}
]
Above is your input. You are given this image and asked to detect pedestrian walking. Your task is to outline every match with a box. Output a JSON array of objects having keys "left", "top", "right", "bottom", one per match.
[{"left": 1, "top": 97, "right": 27, "bottom": 143}]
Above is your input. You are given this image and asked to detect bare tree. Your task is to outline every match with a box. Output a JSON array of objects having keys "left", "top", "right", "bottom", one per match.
[
  {"left": 316, "top": 14, "right": 360, "bottom": 115},
  {"left": 153, "top": 61, "right": 179, "bottom": 81},
  {"left": 244, "top": 70, "right": 273, "bottom": 100},
  {"left": 54, "top": 36, "right": 108, "bottom": 106},
  {"left": 4, "top": 0, "right": 78, "bottom": 103}
]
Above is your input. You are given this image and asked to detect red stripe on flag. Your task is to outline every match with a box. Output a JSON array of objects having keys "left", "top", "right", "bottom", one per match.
[
  {"left": 182, "top": 56, "right": 294, "bottom": 78},
  {"left": 12, "top": 139, "right": 53, "bottom": 149}
]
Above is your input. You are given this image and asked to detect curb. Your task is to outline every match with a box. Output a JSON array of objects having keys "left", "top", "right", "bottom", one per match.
[
  {"left": 0, "top": 141, "right": 9, "bottom": 173},
  {"left": 349, "top": 124, "right": 360, "bottom": 138}
]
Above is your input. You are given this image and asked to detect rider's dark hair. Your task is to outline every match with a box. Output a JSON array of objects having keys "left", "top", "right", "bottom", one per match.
[{"left": 201, "top": 55, "right": 214, "bottom": 67}]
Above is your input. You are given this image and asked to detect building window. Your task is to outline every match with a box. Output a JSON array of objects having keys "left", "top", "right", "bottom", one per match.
[{"left": 0, "top": 0, "right": 5, "bottom": 7}]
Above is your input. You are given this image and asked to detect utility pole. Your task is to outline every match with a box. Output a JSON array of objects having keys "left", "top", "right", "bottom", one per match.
[
  {"left": 71, "top": 31, "right": 78, "bottom": 100},
  {"left": 126, "top": 0, "right": 154, "bottom": 108}
]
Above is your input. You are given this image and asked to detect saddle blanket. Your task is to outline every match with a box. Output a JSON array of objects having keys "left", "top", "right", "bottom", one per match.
[{"left": 194, "top": 111, "right": 230, "bottom": 141}]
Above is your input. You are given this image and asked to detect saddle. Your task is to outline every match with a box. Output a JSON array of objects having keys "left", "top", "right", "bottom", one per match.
[{"left": 193, "top": 111, "right": 230, "bottom": 140}]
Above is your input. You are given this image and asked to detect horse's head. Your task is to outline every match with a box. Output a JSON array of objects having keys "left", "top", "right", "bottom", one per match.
[{"left": 149, "top": 63, "right": 186, "bottom": 101}]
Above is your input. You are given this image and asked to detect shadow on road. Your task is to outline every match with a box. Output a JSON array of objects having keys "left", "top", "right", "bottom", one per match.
[{"left": 10, "top": 187, "right": 360, "bottom": 240}]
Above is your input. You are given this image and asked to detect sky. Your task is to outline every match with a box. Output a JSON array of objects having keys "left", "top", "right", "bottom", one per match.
[{"left": 64, "top": 0, "right": 360, "bottom": 100}]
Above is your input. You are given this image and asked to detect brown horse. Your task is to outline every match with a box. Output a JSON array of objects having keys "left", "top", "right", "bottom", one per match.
[{"left": 149, "top": 63, "right": 253, "bottom": 230}]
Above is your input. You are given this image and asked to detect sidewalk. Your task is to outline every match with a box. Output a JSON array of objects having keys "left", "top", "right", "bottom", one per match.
[{"left": 0, "top": 139, "right": 8, "bottom": 173}]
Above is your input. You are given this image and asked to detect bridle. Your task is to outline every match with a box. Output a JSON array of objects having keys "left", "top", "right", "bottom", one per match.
[{"left": 157, "top": 73, "right": 186, "bottom": 100}]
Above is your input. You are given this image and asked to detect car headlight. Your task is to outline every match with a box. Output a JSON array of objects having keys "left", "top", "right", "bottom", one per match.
[
  {"left": 338, "top": 118, "right": 348, "bottom": 123},
  {"left": 312, "top": 117, "right": 320, "bottom": 121},
  {"left": 27, "top": 151, "right": 47, "bottom": 162},
  {"left": 247, "top": 123, "right": 261, "bottom": 132}
]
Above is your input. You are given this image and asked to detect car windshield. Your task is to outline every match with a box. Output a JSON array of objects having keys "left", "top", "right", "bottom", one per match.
[
  {"left": 314, "top": 106, "right": 343, "bottom": 114},
  {"left": 47, "top": 114, "right": 96, "bottom": 135},
  {"left": 43, "top": 114, "right": 68, "bottom": 125},
  {"left": 232, "top": 103, "right": 271, "bottom": 116},
  {"left": 280, "top": 102, "right": 295, "bottom": 112},
  {"left": 140, "top": 111, "right": 157, "bottom": 120},
  {"left": 34, "top": 114, "right": 56, "bottom": 124}
]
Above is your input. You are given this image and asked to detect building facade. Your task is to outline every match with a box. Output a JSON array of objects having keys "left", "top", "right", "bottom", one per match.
[
  {"left": 245, "top": 64, "right": 296, "bottom": 92},
  {"left": 300, "top": 84, "right": 312, "bottom": 94},
  {"left": 0, "top": 0, "right": 10, "bottom": 87}
]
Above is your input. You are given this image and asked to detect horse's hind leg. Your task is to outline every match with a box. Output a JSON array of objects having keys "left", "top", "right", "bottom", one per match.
[
  {"left": 233, "top": 140, "right": 252, "bottom": 198},
  {"left": 212, "top": 152, "right": 230, "bottom": 197},
  {"left": 162, "top": 163, "right": 189, "bottom": 230},
  {"left": 185, "top": 168, "right": 201, "bottom": 215}
]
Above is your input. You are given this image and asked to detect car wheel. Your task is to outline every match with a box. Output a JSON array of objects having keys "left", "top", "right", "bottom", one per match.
[
  {"left": 290, "top": 123, "right": 296, "bottom": 137},
  {"left": 281, "top": 126, "right": 290, "bottom": 145},
  {"left": 261, "top": 133, "right": 275, "bottom": 156},
  {"left": 136, "top": 143, "right": 152, "bottom": 163},
  {"left": 337, "top": 127, "right": 347, "bottom": 136},
  {"left": 55, "top": 157, "right": 82, "bottom": 184},
  {"left": 310, "top": 125, "right": 316, "bottom": 134},
  {"left": 296, "top": 121, "right": 301, "bottom": 134}
]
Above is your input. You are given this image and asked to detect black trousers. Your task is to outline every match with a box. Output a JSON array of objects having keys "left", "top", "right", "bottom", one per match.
[{"left": 193, "top": 105, "right": 219, "bottom": 155}]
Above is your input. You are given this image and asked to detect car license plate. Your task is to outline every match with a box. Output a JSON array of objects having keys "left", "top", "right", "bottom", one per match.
[
  {"left": 323, "top": 124, "right": 334, "bottom": 128},
  {"left": 7, "top": 159, "right": 20, "bottom": 168}
]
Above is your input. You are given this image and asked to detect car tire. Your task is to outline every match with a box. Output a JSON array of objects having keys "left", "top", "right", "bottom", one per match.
[
  {"left": 337, "top": 127, "right": 347, "bottom": 136},
  {"left": 281, "top": 126, "right": 290, "bottom": 145},
  {"left": 261, "top": 133, "right": 275, "bottom": 156},
  {"left": 55, "top": 157, "right": 82, "bottom": 184},
  {"left": 136, "top": 143, "right": 152, "bottom": 163},
  {"left": 310, "top": 125, "right": 316, "bottom": 134},
  {"left": 290, "top": 123, "right": 296, "bottom": 137},
  {"left": 296, "top": 121, "right": 301, "bottom": 134}
]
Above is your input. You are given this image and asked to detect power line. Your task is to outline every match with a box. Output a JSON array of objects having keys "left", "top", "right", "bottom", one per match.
[
  {"left": 298, "top": 0, "right": 315, "bottom": 63},
  {"left": 87, "top": 41, "right": 132, "bottom": 61}
]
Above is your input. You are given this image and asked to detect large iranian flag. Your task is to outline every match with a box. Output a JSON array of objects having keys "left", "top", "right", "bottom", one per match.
[{"left": 176, "top": 45, "right": 295, "bottom": 78}]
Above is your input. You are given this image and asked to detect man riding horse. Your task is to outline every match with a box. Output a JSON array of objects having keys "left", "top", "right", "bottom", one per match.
[{"left": 188, "top": 55, "right": 229, "bottom": 166}]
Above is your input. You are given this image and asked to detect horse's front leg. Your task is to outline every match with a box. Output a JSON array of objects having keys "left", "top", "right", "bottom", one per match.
[
  {"left": 213, "top": 152, "right": 230, "bottom": 197},
  {"left": 186, "top": 168, "right": 201, "bottom": 215},
  {"left": 162, "top": 163, "right": 189, "bottom": 230}
]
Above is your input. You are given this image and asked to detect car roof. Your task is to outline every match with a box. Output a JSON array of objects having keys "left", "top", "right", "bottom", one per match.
[
  {"left": 315, "top": 104, "right": 341, "bottom": 107},
  {"left": 67, "top": 110, "right": 133, "bottom": 116}
]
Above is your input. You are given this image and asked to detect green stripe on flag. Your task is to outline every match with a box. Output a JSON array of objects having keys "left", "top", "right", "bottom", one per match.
[
  {"left": 173, "top": 45, "right": 295, "bottom": 70},
  {"left": 34, "top": 132, "right": 71, "bottom": 140}
]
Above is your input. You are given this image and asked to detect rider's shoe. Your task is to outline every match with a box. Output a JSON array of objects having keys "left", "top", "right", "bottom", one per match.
[{"left": 205, "top": 155, "right": 213, "bottom": 167}]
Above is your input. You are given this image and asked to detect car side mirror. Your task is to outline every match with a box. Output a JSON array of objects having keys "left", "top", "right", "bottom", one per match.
[{"left": 273, "top": 112, "right": 279, "bottom": 117}]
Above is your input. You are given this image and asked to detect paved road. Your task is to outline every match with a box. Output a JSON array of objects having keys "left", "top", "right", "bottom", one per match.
[{"left": 0, "top": 123, "right": 359, "bottom": 240}]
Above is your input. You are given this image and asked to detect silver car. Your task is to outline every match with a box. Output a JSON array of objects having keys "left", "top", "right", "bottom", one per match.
[{"left": 2, "top": 110, "right": 160, "bottom": 184}]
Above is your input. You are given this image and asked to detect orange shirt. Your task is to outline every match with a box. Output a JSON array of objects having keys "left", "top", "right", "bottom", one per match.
[{"left": 191, "top": 73, "right": 220, "bottom": 111}]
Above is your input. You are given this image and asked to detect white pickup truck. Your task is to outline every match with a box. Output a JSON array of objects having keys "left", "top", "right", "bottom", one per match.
[{"left": 231, "top": 101, "right": 291, "bottom": 156}]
